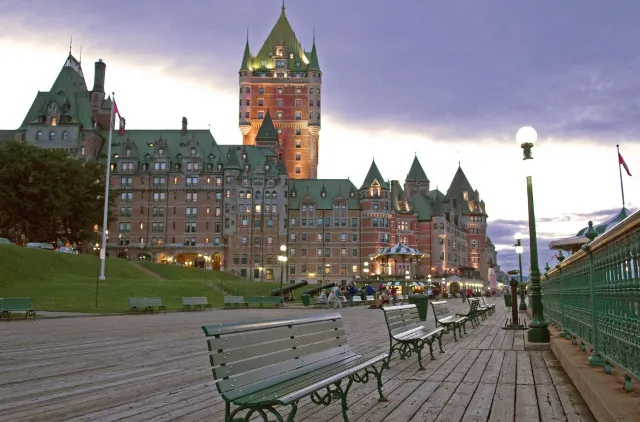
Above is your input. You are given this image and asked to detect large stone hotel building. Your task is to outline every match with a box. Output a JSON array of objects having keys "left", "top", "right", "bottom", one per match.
[{"left": 0, "top": 5, "right": 490, "bottom": 284}]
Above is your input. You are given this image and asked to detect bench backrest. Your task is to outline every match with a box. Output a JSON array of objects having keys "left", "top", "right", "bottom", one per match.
[
  {"left": 366, "top": 295, "right": 375, "bottom": 301},
  {"left": 0, "top": 297, "right": 32, "bottom": 311},
  {"left": 382, "top": 304, "right": 422, "bottom": 336},
  {"left": 182, "top": 297, "right": 208, "bottom": 305},
  {"left": 352, "top": 296, "right": 362, "bottom": 302},
  {"left": 129, "top": 297, "right": 163, "bottom": 307},
  {"left": 481, "top": 297, "right": 491, "bottom": 307},
  {"left": 468, "top": 298, "right": 480, "bottom": 312},
  {"left": 202, "top": 313, "right": 352, "bottom": 401},
  {"left": 223, "top": 296, "right": 245, "bottom": 303},
  {"left": 431, "top": 301, "right": 452, "bottom": 320}
]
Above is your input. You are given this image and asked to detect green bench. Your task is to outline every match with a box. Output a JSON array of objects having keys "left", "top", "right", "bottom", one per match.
[
  {"left": 431, "top": 301, "right": 467, "bottom": 342},
  {"left": 458, "top": 298, "right": 481, "bottom": 328},
  {"left": 244, "top": 296, "right": 282, "bottom": 307},
  {"left": 128, "top": 297, "right": 166, "bottom": 314},
  {"left": 481, "top": 296, "right": 496, "bottom": 315},
  {"left": 182, "top": 297, "right": 212, "bottom": 311},
  {"left": 223, "top": 296, "right": 248, "bottom": 308},
  {"left": 0, "top": 298, "right": 37, "bottom": 321},
  {"left": 202, "top": 313, "right": 388, "bottom": 422},
  {"left": 383, "top": 304, "right": 445, "bottom": 370}
]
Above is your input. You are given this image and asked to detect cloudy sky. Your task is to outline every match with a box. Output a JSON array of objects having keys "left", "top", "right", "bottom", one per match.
[{"left": 1, "top": 0, "right": 638, "bottom": 273}]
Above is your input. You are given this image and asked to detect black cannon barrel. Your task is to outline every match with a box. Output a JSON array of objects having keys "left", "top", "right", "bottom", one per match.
[
  {"left": 302, "top": 283, "right": 337, "bottom": 295},
  {"left": 271, "top": 280, "right": 310, "bottom": 296}
]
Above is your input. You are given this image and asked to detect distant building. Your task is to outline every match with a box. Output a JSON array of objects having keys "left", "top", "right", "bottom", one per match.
[{"left": 0, "top": 4, "right": 495, "bottom": 283}]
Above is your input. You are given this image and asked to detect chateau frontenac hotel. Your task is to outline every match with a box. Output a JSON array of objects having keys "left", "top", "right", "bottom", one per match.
[{"left": 0, "top": 5, "right": 494, "bottom": 284}]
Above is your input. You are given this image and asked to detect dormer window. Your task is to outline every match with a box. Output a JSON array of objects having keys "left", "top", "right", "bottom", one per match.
[
  {"left": 217, "top": 164, "right": 222, "bottom": 171},
  {"left": 350, "top": 192, "right": 355, "bottom": 198},
  {"left": 50, "top": 117, "right": 57, "bottom": 126},
  {"left": 242, "top": 153, "right": 247, "bottom": 160},
  {"left": 190, "top": 147, "right": 196, "bottom": 155},
  {"left": 289, "top": 52, "right": 294, "bottom": 59},
  {"left": 36, "top": 131, "right": 42, "bottom": 140},
  {"left": 292, "top": 190, "right": 297, "bottom": 198},
  {"left": 62, "top": 131, "right": 68, "bottom": 141},
  {"left": 126, "top": 148, "right": 131, "bottom": 156},
  {"left": 276, "top": 47, "right": 283, "bottom": 56},
  {"left": 158, "top": 148, "right": 163, "bottom": 155},
  {"left": 244, "top": 164, "right": 249, "bottom": 171},
  {"left": 49, "top": 131, "right": 55, "bottom": 140},
  {"left": 321, "top": 191, "right": 326, "bottom": 198},
  {"left": 265, "top": 165, "right": 270, "bottom": 171}
]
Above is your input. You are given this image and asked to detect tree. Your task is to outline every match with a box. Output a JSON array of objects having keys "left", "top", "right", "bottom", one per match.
[{"left": 0, "top": 141, "right": 114, "bottom": 247}]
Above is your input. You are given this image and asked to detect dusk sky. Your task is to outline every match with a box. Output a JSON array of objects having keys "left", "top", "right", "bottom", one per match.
[{"left": 1, "top": 0, "right": 638, "bottom": 273}]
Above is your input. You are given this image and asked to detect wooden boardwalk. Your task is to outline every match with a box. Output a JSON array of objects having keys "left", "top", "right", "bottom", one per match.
[{"left": 0, "top": 299, "right": 594, "bottom": 421}]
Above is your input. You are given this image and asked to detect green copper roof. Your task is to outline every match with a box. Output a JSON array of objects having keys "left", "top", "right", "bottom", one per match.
[
  {"left": 445, "top": 165, "right": 474, "bottom": 200},
  {"left": 224, "top": 146, "right": 241, "bottom": 170},
  {"left": 255, "top": 110, "right": 278, "bottom": 142},
  {"left": 20, "top": 54, "right": 94, "bottom": 130},
  {"left": 360, "top": 159, "right": 389, "bottom": 189},
  {"left": 410, "top": 189, "right": 447, "bottom": 220},
  {"left": 288, "top": 179, "right": 361, "bottom": 210},
  {"left": 575, "top": 207, "right": 631, "bottom": 236},
  {"left": 252, "top": 7, "right": 306, "bottom": 68},
  {"left": 307, "top": 40, "right": 320, "bottom": 71},
  {"left": 240, "top": 40, "right": 251, "bottom": 71},
  {"left": 391, "top": 181, "right": 411, "bottom": 213},
  {"left": 103, "top": 129, "right": 216, "bottom": 158},
  {"left": 406, "top": 156, "right": 429, "bottom": 183}
]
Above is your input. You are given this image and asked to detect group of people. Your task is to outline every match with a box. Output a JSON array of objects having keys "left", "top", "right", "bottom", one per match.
[{"left": 317, "top": 282, "right": 438, "bottom": 309}]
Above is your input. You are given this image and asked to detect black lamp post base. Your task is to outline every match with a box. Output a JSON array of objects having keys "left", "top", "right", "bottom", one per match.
[{"left": 503, "top": 317, "right": 528, "bottom": 330}]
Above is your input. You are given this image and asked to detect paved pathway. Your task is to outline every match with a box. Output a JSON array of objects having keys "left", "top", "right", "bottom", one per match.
[{"left": 0, "top": 298, "right": 594, "bottom": 421}]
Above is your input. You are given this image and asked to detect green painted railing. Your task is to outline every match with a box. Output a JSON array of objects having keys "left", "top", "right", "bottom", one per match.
[{"left": 542, "top": 210, "right": 639, "bottom": 392}]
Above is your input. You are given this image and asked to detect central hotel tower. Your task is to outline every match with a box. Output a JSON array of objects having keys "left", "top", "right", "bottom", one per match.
[{"left": 238, "top": 5, "right": 321, "bottom": 180}]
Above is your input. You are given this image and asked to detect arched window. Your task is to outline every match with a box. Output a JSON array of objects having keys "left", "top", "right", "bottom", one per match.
[
  {"left": 258, "top": 87, "right": 265, "bottom": 94},
  {"left": 309, "top": 88, "right": 314, "bottom": 94},
  {"left": 36, "top": 131, "right": 42, "bottom": 140},
  {"left": 62, "top": 131, "right": 68, "bottom": 140},
  {"left": 265, "top": 191, "right": 271, "bottom": 199},
  {"left": 272, "top": 191, "right": 277, "bottom": 199},
  {"left": 244, "top": 87, "right": 250, "bottom": 93},
  {"left": 49, "top": 131, "right": 55, "bottom": 140},
  {"left": 255, "top": 191, "right": 261, "bottom": 200}
]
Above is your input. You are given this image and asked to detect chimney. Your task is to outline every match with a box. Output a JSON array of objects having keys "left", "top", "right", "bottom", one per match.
[
  {"left": 181, "top": 117, "right": 188, "bottom": 135},
  {"left": 93, "top": 59, "right": 106, "bottom": 93}
]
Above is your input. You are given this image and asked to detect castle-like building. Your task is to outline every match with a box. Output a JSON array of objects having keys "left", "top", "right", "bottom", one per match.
[{"left": 0, "top": 5, "right": 491, "bottom": 284}]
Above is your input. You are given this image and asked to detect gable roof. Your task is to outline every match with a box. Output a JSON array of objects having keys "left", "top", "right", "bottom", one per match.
[
  {"left": 406, "top": 156, "right": 429, "bottom": 183},
  {"left": 246, "top": 6, "right": 314, "bottom": 72},
  {"left": 445, "top": 165, "right": 474, "bottom": 200},
  {"left": 19, "top": 54, "right": 94, "bottom": 130},
  {"left": 288, "top": 179, "right": 360, "bottom": 210},
  {"left": 255, "top": 110, "right": 278, "bottom": 141},
  {"left": 360, "top": 159, "right": 389, "bottom": 189}
]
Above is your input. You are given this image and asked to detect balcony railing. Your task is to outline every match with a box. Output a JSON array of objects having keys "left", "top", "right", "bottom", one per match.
[{"left": 541, "top": 210, "right": 639, "bottom": 391}]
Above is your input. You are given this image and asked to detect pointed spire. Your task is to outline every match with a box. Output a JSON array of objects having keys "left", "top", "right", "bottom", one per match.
[
  {"left": 360, "top": 159, "right": 389, "bottom": 189},
  {"left": 308, "top": 33, "right": 320, "bottom": 71},
  {"left": 281, "top": 0, "right": 285, "bottom": 14},
  {"left": 69, "top": 36, "right": 72, "bottom": 55},
  {"left": 406, "top": 156, "right": 429, "bottom": 183},
  {"left": 445, "top": 165, "right": 474, "bottom": 199},
  {"left": 240, "top": 33, "right": 251, "bottom": 71},
  {"left": 256, "top": 109, "right": 278, "bottom": 142}
]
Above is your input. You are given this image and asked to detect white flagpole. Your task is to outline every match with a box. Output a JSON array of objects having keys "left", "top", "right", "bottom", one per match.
[{"left": 98, "top": 92, "right": 115, "bottom": 281}]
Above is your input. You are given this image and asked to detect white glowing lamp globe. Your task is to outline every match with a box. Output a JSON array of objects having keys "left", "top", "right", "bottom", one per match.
[
  {"left": 280, "top": 244, "right": 287, "bottom": 252},
  {"left": 516, "top": 126, "right": 537, "bottom": 145}
]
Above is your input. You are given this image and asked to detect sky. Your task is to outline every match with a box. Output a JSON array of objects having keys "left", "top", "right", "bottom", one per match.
[{"left": 0, "top": 0, "right": 638, "bottom": 274}]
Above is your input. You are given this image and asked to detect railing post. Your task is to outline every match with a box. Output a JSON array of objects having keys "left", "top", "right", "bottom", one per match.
[{"left": 582, "top": 221, "right": 605, "bottom": 367}]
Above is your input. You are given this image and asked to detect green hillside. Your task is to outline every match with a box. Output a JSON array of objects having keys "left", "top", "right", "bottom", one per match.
[{"left": 0, "top": 245, "right": 232, "bottom": 312}]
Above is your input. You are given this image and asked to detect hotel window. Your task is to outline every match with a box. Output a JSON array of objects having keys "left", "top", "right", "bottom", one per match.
[
  {"left": 258, "top": 87, "right": 265, "bottom": 94},
  {"left": 152, "top": 192, "right": 166, "bottom": 201},
  {"left": 241, "top": 236, "right": 248, "bottom": 246},
  {"left": 295, "top": 153, "right": 301, "bottom": 161},
  {"left": 276, "top": 98, "right": 284, "bottom": 107},
  {"left": 295, "top": 128, "right": 301, "bottom": 135},
  {"left": 295, "top": 99, "right": 301, "bottom": 107},
  {"left": 295, "top": 111, "right": 301, "bottom": 120},
  {"left": 80, "top": 146, "right": 86, "bottom": 155},
  {"left": 184, "top": 222, "right": 197, "bottom": 233},
  {"left": 277, "top": 87, "right": 283, "bottom": 94},
  {"left": 186, "top": 192, "right": 198, "bottom": 202},
  {"left": 49, "top": 131, "right": 55, "bottom": 140},
  {"left": 276, "top": 111, "right": 283, "bottom": 119},
  {"left": 258, "top": 111, "right": 264, "bottom": 119},
  {"left": 185, "top": 207, "right": 198, "bottom": 216},
  {"left": 258, "top": 98, "right": 264, "bottom": 107},
  {"left": 153, "top": 161, "right": 167, "bottom": 171},
  {"left": 295, "top": 166, "right": 301, "bottom": 174},
  {"left": 295, "top": 140, "right": 301, "bottom": 148}
]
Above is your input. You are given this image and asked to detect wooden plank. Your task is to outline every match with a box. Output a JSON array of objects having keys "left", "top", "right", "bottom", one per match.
[
  {"left": 500, "top": 331, "right": 514, "bottom": 350},
  {"left": 488, "top": 383, "right": 515, "bottom": 422},
  {"left": 461, "top": 382, "right": 497, "bottom": 422},
  {"left": 462, "top": 349, "right": 492, "bottom": 383},
  {"left": 497, "top": 350, "right": 517, "bottom": 384},
  {"left": 512, "top": 330, "right": 525, "bottom": 350},
  {"left": 536, "top": 384, "right": 567, "bottom": 422},
  {"left": 516, "top": 351, "right": 535, "bottom": 385},
  {"left": 409, "top": 381, "right": 458, "bottom": 422},
  {"left": 434, "top": 381, "right": 477, "bottom": 422},
  {"left": 515, "top": 384, "right": 539, "bottom": 422}
]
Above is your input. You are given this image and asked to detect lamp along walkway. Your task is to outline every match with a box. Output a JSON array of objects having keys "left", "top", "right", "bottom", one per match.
[{"left": 0, "top": 299, "right": 593, "bottom": 421}]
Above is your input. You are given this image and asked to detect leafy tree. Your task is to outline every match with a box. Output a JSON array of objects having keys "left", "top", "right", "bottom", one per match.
[{"left": 0, "top": 141, "right": 114, "bottom": 248}]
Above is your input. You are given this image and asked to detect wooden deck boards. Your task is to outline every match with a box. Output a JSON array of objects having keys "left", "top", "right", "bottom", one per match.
[{"left": 0, "top": 299, "right": 594, "bottom": 421}]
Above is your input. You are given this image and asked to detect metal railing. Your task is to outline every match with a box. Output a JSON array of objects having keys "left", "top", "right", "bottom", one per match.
[{"left": 541, "top": 209, "right": 639, "bottom": 392}]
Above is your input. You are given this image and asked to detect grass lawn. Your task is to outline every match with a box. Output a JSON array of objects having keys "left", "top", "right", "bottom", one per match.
[{"left": 0, "top": 245, "right": 238, "bottom": 313}]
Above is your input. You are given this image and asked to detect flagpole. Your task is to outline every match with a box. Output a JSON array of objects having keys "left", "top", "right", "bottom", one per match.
[
  {"left": 616, "top": 144, "right": 626, "bottom": 209},
  {"left": 98, "top": 92, "right": 115, "bottom": 281}
]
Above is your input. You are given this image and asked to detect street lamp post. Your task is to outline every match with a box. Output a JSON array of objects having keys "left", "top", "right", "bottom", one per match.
[
  {"left": 514, "top": 232, "right": 527, "bottom": 311},
  {"left": 278, "top": 245, "right": 288, "bottom": 304},
  {"left": 517, "top": 126, "right": 550, "bottom": 343}
]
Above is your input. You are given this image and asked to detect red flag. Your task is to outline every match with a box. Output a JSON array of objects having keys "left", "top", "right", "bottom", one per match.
[
  {"left": 112, "top": 100, "right": 126, "bottom": 135},
  {"left": 618, "top": 152, "right": 632, "bottom": 176},
  {"left": 552, "top": 253, "right": 558, "bottom": 260}
]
